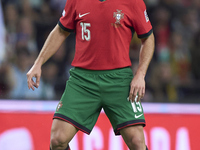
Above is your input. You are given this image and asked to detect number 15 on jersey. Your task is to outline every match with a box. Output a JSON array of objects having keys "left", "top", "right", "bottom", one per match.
[{"left": 80, "top": 22, "right": 91, "bottom": 41}]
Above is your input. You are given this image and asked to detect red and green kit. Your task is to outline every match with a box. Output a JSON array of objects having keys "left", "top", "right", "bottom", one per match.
[{"left": 54, "top": 0, "right": 153, "bottom": 135}]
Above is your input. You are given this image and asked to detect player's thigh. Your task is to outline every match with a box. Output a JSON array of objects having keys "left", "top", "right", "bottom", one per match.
[
  {"left": 54, "top": 68, "right": 102, "bottom": 134},
  {"left": 51, "top": 119, "right": 78, "bottom": 144},
  {"left": 120, "top": 125, "right": 145, "bottom": 146},
  {"left": 102, "top": 67, "right": 145, "bottom": 135}
]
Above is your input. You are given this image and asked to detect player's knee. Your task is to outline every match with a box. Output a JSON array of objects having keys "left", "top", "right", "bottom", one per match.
[
  {"left": 50, "top": 136, "right": 60, "bottom": 148},
  {"left": 128, "top": 136, "right": 145, "bottom": 149},
  {"left": 121, "top": 125, "right": 146, "bottom": 150},
  {"left": 50, "top": 134, "right": 68, "bottom": 149}
]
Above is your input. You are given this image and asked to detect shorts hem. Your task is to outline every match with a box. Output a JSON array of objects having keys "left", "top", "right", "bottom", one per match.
[
  {"left": 114, "top": 119, "right": 146, "bottom": 135},
  {"left": 67, "top": 145, "right": 70, "bottom": 150},
  {"left": 53, "top": 113, "right": 91, "bottom": 135}
]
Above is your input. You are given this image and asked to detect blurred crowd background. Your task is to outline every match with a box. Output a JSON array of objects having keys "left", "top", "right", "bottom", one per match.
[{"left": 0, "top": 0, "right": 199, "bottom": 103}]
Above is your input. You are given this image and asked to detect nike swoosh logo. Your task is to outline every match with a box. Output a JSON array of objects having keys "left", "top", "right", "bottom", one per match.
[
  {"left": 79, "top": 12, "right": 90, "bottom": 18},
  {"left": 135, "top": 114, "right": 143, "bottom": 118}
]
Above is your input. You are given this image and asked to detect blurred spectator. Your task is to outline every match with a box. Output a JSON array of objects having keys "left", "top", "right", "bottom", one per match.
[
  {"left": 41, "top": 62, "right": 57, "bottom": 100},
  {"left": 153, "top": 7, "right": 171, "bottom": 53},
  {"left": 34, "top": 1, "right": 60, "bottom": 51},
  {"left": 190, "top": 30, "right": 200, "bottom": 81},
  {"left": 50, "top": 43, "right": 69, "bottom": 98},
  {"left": 8, "top": 47, "right": 38, "bottom": 99},
  {"left": 159, "top": 32, "right": 191, "bottom": 84},
  {"left": 26, "top": 0, "right": 43, "bottom": 10},
  {"left": 172, "top": 8, "right": 200, "bottom": 49},
  {"left": 50, "top": 0, "right": 66, "bottom": 12},
  {"left": 151, "top": 31, "right": 192, "bottom": 102},
  {"left": 149, "top": 62, "right": 178, "bottom": 102},
  {"left": 17, "top": 16, "right": 38, "bottom": 53},
  {"left": 0, "top": 62, "right": 14, "bottom": 99},
  {"left": 8, "top": 46, "right": 56, "bottom": 100},
  {"left": 0, "top": 1, "right": 6, "bottom": 64},
  {"left": 3, "top": 3, "right": 19, "bottom": 61}
]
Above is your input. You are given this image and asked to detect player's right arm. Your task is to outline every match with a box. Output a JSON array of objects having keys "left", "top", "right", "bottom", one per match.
[{"left": 27, "top": 24, "right": 70, "bottom": 91}]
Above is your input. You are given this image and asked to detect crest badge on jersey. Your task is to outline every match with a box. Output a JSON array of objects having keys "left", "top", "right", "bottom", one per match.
[{"left": 113, "top": 9, "right": 124, "bottom": 24}]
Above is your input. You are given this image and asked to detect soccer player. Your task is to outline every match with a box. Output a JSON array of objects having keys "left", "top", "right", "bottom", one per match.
[{"left": 27, "top": 0, "right": 155, "bottom": 149}]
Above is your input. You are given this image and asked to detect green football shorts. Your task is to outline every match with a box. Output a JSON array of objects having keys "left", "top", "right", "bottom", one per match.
[{"left": 53, "top": 67, "right": 145, "bottom": 135}]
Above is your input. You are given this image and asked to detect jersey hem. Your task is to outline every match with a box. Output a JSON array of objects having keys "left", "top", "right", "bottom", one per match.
[
  {"left": 71, "top": 64, "right": 132, "bottom": 71},
  {"left": 114, "top": 119, "right": 146, "bottom": 135},
  {"left": 53, "top": 113, "right": 91, "bottom": 135},
  {"left": 58, "top": 21, "right": 74, "bottom": 32},
  {"left": 138, "top": 29, "right": 153, "bottom": 39}
]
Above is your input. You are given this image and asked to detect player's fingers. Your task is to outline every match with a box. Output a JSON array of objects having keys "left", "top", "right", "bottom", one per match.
[
  {"left": 128, "top": 92, "right": 133, "bottom": 102},
  {"left": 136, "top": 87, "right": 143, "bottom": 102},
  {"left": 31, "top": 78, "right": 39, "bottom": 88},
  {"left": 141, "top": 87, "right": 145, "bottom": 99},
  {"left": 31, "top": 79, "right": 36, "bottom": 90},
  {"left": 132, "top": 87, "right": 138, "bottom": 102},
  {"left": 31, "top": 85, "right": 35, "bottom": 91},
  {"left": 27, "top": 74, "right": 34, "bottom": 90},
  {"left": 35, "top": 75, "right": 40, "bottom": 88},
  {"left": 27, "top": 80, "right": 35, "bottom": 91},
  {"left": 128, "top": 86, "right": 134, "bottom": 102}
]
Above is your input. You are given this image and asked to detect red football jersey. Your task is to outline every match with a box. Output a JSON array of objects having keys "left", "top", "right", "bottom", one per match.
[{"left": 59, "top": 0, "right": 153, "bottom": 70}]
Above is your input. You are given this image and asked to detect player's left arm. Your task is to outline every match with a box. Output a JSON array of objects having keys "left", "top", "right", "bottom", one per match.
[{"left": 129, "top": 33, "right": 155, "bottom": 102}]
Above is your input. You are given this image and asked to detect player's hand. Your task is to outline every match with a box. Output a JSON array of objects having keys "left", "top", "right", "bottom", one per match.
[
  {"left": 128, "top": 73, "right": 145, "bottom": 102},
  {"left": 26, "top": 65, "right": 42, "bottom": 91}
]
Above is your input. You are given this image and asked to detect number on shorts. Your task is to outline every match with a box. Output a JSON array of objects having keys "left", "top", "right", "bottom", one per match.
[{"left": 131, "top": 102, "right": 142, "bottom": 113}]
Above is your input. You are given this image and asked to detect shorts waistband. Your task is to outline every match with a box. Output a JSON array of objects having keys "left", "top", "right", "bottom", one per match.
[{"left": 71, "top": 67, "right": 132, "bottom": 75}]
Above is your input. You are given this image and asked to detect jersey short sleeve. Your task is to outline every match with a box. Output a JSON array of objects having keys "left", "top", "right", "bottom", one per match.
[
  {"left": 58, "top": 0, "right": 76, "bottom": 32},
  {"left": 132, "top": 0, "right": 153, "bottom": 38}
]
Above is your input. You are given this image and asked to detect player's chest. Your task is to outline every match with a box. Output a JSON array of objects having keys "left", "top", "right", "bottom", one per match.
[{"left": 74, "top": 0, "right": 132, "bottom": 28}]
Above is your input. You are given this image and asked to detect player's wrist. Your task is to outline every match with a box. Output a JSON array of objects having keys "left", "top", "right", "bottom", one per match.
[
  {"left": 135, "top": 70, "right": 146, "bottom": 78},
  {"left": 34, "top": 59, "right": 43, "bottom": 68}
]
